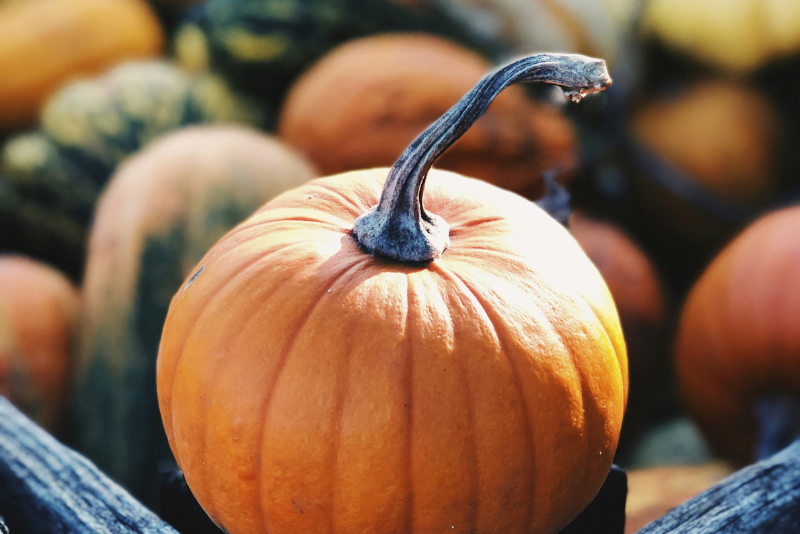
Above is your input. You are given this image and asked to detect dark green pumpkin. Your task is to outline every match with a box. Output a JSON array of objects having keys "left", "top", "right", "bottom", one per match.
[
  {"left": 174, "top": 0, "right": 504, "bottom": 102},
  {"left": 0, "top": 133, "right": 100, "bottom": 280},
  {"left": 42, "top": 61, "right": 269, "bottom": 176},
  {"left": 0, "top": 62, "right": 268, "bottom": 279},
  {"left": 69, "top": 125, "right": 316, "bottom": 507}
]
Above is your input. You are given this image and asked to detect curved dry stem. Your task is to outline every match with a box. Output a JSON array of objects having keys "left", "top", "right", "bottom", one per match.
[{"left": 353, "top": 52, "right": 611, "bottom": 263}]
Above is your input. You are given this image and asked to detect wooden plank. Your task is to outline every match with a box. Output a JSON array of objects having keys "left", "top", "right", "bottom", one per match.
[
  {"left": 0, "top": 397, "right": 177, "bottom": 534},
  {"left": 638, "top": 440, "right": 800, "bottom": 533}
]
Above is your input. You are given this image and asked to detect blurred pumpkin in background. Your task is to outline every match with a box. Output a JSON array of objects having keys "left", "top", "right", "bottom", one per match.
[
  {"left": 0, "top": 255, "right": 79, "bottom": 433},
  {"left": 675, "top": 206, "right": 800, "bottom": 465},
  {"left": 70, "top": 126, "right": 316, "bottom": 507},
  {"left": 0, "top": 0, "right": 163, "bottom": 132},
  {"left": 620, "top": 78, "right": 783, "bottom": 290},
  {"left": 279, "top": 33, "right": 576, "bottom": 199},
  {"left": 630, "top": 79, "right": 780, "bottom": 205},
  {"left": 0, "top": 61, "right": 268, "bottom": 280},
  {"left": 41, "top": 61, "right": 268, "bottom": 177},
  {"left": 570, "top": 211, "right": 667, "bottom": 405},
  {"left": 640, "top": 0, "right": 800, "bottom": 74}
]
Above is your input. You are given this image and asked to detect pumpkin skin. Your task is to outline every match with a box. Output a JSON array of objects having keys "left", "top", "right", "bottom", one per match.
[
  {"left": 675, "top": 206, "right": 800, "bottom": 465},
  {"left": 70, "top": 126, "right": 316, "bottom": 506},
  {"left": 569, "top": 211, "right": 666, "bottom": 401},
  {"left": 0, "top": 0, "right": 163, "bottom": 131},
  {"left": 279, "top": 34, "right": 576, "bottom": 199},
  {"left": 0, "top": 256, "right": 79, "bottom": 432},
  {"left": 157, "top": 168, "right": 628, "bottom": 534}
]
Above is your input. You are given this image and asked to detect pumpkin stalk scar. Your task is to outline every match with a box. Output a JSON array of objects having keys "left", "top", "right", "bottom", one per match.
[{"left": 352, "top": 52, "right": 611, "bottom": 264}]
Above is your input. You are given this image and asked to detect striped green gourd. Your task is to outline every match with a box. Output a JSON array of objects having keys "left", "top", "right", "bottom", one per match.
[
  {"left": 0, "top": 61, "right": 268, "bottom": 279},
  {"left": 0, "top": 133, "right": 100, "bottom": 280},
  {"left": 69, "top": 125, "right": 316, "bottom": 507},
  {"left": 174, "top": 0, "right": 504, "bottom": 102}
]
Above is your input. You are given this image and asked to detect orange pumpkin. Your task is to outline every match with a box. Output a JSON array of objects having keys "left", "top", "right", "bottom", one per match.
[
  {"left": 0, "top": 255, "right": 79, "bottom": 432},
  {"left": 158, "top": 53, "right": 626, "bottom": 534},
  {"left": 675, "top": 206, "right": 800, "bottom": 465},
  {"left": 569, "top": 211, "right": 667, "bottom": 394},
  {"left": 70, "top": 125, "right": 316, "bottom": 506},
  {"left": 278, "top": 33, "right": 577, "bottom": 199},
  {"left": 0, "top": 0, "right": 163, "bottom": 131},
  {"left": 630, "top": 79, "right": 780, "bottom": 205}
]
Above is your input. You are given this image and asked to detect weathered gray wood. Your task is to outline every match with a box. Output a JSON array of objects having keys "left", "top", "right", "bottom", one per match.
[
  {"left": 638, "top": 439, "right": 800, "bottom": 533},
  {"left": 0, "top": 397, "right": 177, "bottom": 534}
]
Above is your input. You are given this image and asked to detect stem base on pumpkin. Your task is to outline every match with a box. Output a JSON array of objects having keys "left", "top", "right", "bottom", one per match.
[{"left": 352, "top": 52, "right": 611, "bottom": 264}]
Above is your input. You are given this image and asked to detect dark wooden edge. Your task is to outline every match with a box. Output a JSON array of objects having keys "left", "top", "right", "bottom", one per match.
[
  {"left": 0, "top": 397, "right": 177, "bottom": 534},
  {"left": 638, "top": 439, "right": 800, "bottom": 533}
]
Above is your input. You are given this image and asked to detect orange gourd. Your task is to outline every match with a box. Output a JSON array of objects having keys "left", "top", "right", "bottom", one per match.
[
  {"left": 675, "top": 206, "right": 800, "bottom": 464},
  {"left": 278, "top": 34, "right": 577, "bottom": 199},
  {"left": 0, "top": 0, "right": 163, "bottom": 131},
  {"left": 0, "top": 256, "right": 79, "bottom": 432},
  {"left": 630, "top": 80, "right": 780, "bottom": 205},
  {"left": 158, "top": 53, "right": 626, "bottom": 534},
  {"left": 570, "top": 211, "right": 667, "bottom": 394}
]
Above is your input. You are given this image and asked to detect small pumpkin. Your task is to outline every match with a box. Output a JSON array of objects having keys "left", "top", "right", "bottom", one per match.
[
  {"left": 0, "top": 0, "right": 163, "bottom": 132},
  {"left": 569, "top": 211, "right": 667, "bottom": 404},
  {"left": 42, "top": 61, "right": 268, "bottom": 179},
  {"left": 629, "top": 79, "right": 780, "bottom": 205},
  {"left": 173, "top": 0, "right": 502, "bottom": 102},
  {"left": 640, "top": 0, "right": 800, "bottom": 73},
  {"left": 69, "top": 126, "right": 316, "bottom": 507},
  {"left": 621, "top": 78, "right": 783, "bottom": 288},
  {"left": 0, "top": 255, "right": 79, "bottom": 433},
  {"left": 279, "top": 33, "right": 576, "bottom": 199},
  {"left": 158, "top": 54, "right": 625, "bottom": 534},
  {"left": 675, "top": 206, "right": 800, "bottom": 465}
]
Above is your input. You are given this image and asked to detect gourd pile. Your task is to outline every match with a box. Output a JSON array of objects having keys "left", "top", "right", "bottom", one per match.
[{"left": 1, "top": 0, "right": 800, "bottom": 533}]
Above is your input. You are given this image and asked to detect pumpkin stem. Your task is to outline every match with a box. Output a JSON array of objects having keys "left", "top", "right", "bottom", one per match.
[{"left": 352, "top": 53, "right": 612, "bottom": 263}]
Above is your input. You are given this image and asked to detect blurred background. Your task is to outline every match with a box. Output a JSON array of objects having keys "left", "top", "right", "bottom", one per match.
[{"left": 2, "top": 0, "right": 800, "bottom": 532}]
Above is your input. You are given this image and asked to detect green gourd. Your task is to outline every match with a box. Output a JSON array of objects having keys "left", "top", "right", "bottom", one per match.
[
  {"left": 0, "top": 62, "right": 267, "bottom": 279},
  {"left": 69, "top": 125, "right": 316, "bottom": 507},
  {"left": 174, "top": 0, "right": 503, "bottom": 102},
  {"left": 0, "top": 133, "right": 99, "bottom": 281},
  {"left": 42, "top": 61, "right": 269, "bottom": 176}
]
